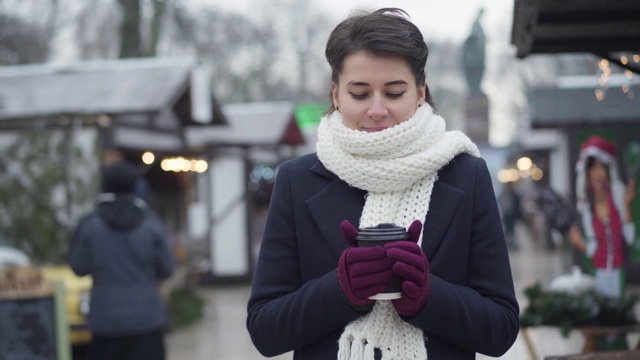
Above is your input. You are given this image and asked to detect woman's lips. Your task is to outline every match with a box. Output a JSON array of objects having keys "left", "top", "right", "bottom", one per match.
[{"left": 362, "top": 126, "right": 387, "bottom": 132}]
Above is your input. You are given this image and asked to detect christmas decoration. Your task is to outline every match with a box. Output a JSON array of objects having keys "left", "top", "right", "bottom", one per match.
[{"left": 520, "top": 282, "right": 638, "bottom": 337}]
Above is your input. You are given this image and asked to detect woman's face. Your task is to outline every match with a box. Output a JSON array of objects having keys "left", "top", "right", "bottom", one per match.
[
  {"left": 331, "top": 51, "right": 426, "bottom": 132},
  {"left": 588, "top": 158, "right": 610, "bottom": 194}
]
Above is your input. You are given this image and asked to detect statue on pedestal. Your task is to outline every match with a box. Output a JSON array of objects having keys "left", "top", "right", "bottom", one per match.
[
  {"left": 462, "top": 9, "right": 486, "bottom": 96},
  {"left": 461, "top": 8, "right": 489, "bottom": 144}
]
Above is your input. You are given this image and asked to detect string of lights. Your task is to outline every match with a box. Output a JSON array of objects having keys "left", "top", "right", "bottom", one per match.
[{"left": 595, "top": 53, "right": 638, "bottom": 101}]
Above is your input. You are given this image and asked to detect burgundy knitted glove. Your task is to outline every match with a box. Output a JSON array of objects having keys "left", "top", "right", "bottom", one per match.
[
  {"left": 337, "top": 220, "right": 394, "bottom": 308},
  {"left": 385, "top": 220, "right": 430, "bottom": 316}
]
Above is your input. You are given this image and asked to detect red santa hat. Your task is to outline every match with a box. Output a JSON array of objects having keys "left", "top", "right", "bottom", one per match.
[
  {"left": 576, "top": 135, "right": 621, "bottom": 203},
  {"left": 576, "top": 135, "right": 617, "bottom": 172}
]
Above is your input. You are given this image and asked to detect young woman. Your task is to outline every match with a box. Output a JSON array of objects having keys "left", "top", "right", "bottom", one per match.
[
  {"left": 247, "top": 8, "right": 519, "bottom": 359},
  {"left": 570, "top": 135, "right": 636, "bottom": 298}
]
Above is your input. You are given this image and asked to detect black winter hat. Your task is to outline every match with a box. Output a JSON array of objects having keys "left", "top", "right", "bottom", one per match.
[{"left": 101, "top": 161, "right": 140, "bottom": 194}]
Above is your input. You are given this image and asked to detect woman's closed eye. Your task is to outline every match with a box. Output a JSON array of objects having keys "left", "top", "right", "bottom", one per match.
[
  {"left": 387, "top": 91, "right": 405, "bottom": 99},
  {"left": 349, "top": 92, "right": 368, "bottom": 100},
  {"left": 348, "top": 91, "right": 406, "bottom": 100}
]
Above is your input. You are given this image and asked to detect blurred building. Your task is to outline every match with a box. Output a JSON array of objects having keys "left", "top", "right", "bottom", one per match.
[
  {"left": 511, "top": 0, "right": 640, "bottom": 280},
  {"left": 510, "top": 0, "right": 640, "bottom": 196},
  {"left": 185, "top": 101, "right": 307, "bottom": 282},
  {"left": 0, "top": 57, "right": 311, "bottom": 283}
]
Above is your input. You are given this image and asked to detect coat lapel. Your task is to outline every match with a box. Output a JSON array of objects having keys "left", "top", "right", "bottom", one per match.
[
  {"left": 421, "top": 180, "right": 464, "bottom": 259},
  {"left": 307, "top": 161, "right": 365, "bottom": 259}
]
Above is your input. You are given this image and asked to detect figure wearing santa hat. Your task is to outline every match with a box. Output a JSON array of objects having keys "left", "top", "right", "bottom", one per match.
[{"left": 569, "top": 135, "right": 637, "bottom": 298}]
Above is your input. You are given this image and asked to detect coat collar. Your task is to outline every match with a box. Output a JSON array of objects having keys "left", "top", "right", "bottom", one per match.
[{"left": 307, "top": 159, "right": 463, "bottom": 260}]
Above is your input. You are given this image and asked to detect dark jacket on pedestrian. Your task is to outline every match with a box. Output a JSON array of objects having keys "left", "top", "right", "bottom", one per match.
[
  {"left": 247, "top": 153, "right": 519, "bottom": 359},
  {"left": 68, "top": 164, "right": 174, "bottom": 336}
]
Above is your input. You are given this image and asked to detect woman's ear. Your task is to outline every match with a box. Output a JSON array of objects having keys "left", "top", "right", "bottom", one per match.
[
  {"left": 417, "top": 83, "right": 427, "bottom": 107},
  {"left": 331, "top": 82, "right": 339, "bottom": 110}
]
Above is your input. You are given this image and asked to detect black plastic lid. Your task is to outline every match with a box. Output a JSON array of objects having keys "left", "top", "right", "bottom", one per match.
[{"left": 355, "top": 223, "right": 409, "bottom": 242}]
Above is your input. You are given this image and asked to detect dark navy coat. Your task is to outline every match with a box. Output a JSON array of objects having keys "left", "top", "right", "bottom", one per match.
[
  {"left": 247, "top": 153, "right": 519, "bottom": 359},
  {"left": 68, "top": 196, "right": 175, "bottom": 336}
]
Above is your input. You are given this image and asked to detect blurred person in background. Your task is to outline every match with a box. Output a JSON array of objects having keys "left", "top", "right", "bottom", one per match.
[
  {"left": 68, "top": 160, "right": 175, "bottom": 360},
  {"left": 247, "top": 8, "right": 519, "bottom": 360},
  {"left": 498, "top": 181, "right": 522, "bottom": 250}
]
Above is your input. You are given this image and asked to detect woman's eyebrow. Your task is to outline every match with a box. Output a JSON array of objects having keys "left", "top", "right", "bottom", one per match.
[
  {"left": 385, "top": 80, "right": 408, "bottom": 86},
  {"left": 346, "top": 80, "right": 409, "bottom": 86}
]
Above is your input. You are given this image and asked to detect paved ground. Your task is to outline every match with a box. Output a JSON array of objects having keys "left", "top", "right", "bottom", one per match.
[{"left": 166, "top": 223, "right": 640, "bottom": 360}]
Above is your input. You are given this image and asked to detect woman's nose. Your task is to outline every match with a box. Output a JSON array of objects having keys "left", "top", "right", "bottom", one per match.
[{"left": 367, "top": 95, "right": 388, "bottom": 120}]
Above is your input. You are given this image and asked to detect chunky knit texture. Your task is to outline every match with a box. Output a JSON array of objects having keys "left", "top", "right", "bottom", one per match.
[{"left": 316, "top": 104, "right": 480, "bottom": 360}]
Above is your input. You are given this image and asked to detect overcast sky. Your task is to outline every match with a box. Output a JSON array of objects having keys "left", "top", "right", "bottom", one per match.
[
  {"left": 204, "top": 0, "right": 515, "bottom": 44},
  {"left": 201, "top": 0, "right": 518, "bottom": 146},
  {"left": 188, "top": 0, "right": 519, "bottom": 146}
]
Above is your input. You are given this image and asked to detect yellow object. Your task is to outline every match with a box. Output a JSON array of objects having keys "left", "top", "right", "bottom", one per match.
[{"left": 40, "top": 265, "right": 92, "bottom": 345}]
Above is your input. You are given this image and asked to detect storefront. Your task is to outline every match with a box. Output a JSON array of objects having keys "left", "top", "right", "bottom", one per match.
[{"left": 0, "top": 57, "right": 226, "bottom": 265}]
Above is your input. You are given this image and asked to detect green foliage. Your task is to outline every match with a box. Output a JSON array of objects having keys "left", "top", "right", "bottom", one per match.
[
  {"left": 0, "top": 128, "right": 97, "bottom": 264},
  {"left": 625, "top": 138, "right": 640, "bottom": 261},
  {"left": 520, "top": 283, "right": 639, "bottom": 337},
  {"left": 168, "top": 287, "right": 205, "bottom": 329}
]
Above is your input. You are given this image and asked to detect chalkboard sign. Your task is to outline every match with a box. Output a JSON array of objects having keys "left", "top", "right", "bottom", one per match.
[{"left": 0, "top": 281, "right": 70, "bottom": 360}]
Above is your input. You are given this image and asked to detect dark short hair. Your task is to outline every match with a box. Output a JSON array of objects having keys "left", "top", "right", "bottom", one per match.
[
  {"left": 102, "top": 161, "right": 140, "bottom": 194},
  {"left": 325, "top": 8, "right": 435, "bottom": 109}
]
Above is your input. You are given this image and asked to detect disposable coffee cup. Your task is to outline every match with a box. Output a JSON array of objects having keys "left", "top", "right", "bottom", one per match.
[{"left": 355, "top": 223, "right": 410, "bottom": 300}]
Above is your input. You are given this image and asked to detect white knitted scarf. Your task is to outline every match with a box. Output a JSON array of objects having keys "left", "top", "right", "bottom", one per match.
[{"left": 316, "top": 105, "right": 479, "bottom": 360}]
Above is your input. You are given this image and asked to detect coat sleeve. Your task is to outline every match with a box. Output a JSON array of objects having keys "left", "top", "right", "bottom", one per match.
[
  {"left": 67, "top": 216, "right": 93, "bottom": 276},
  {"left": 151, "top": 213, "right": 175, "bottom": 280},
  {"left": 246, "top": 161, "right": 366, "bottom": 357},
  {"left": 405, "top": 157, "right": 520, "bottom": 357}
]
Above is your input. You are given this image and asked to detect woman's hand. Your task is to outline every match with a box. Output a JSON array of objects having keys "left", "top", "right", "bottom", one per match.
[
  {"left": 337, "top": 220, "right": 394, "bottom": 309},
  {"left": 385, "top": 220, "right": 430, "bottom": 316}
]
